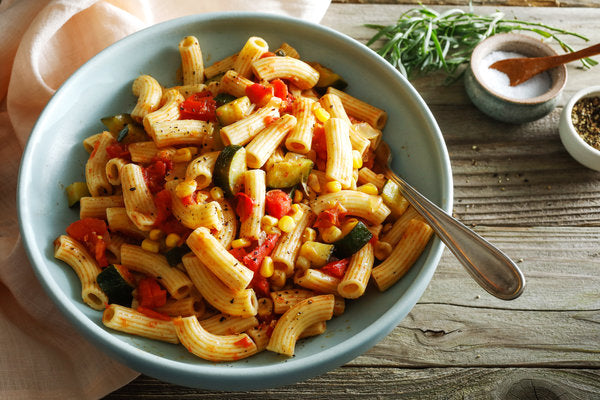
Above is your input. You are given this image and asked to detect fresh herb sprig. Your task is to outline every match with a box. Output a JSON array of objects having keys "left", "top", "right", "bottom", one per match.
[{"left": 365, "top": 5, "right": 597, "bottom": 82}]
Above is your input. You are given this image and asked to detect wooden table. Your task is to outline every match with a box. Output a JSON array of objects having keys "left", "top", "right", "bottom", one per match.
[{"left": 105, "top": 2, "right": 600, "bottom": 398}]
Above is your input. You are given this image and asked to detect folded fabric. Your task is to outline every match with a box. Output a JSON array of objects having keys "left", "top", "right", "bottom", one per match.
[{"left": 0, "top": 1, "right": 330, "bottom": 398}]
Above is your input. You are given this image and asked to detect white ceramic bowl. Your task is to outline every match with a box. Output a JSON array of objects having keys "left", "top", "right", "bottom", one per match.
[
  {"left": 18, "top": 12, "right": 452, "bottom": 390},
  {"left": 559, "top": 86, "right": 600, "bottom": 171}
]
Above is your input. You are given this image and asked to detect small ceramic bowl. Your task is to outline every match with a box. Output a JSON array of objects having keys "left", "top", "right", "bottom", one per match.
[
  {"left": 464, "top": 33, "right": 567, "bottom": 124},
  {"left": 559, "top": 85, "right": 600, "bottom": 171}
]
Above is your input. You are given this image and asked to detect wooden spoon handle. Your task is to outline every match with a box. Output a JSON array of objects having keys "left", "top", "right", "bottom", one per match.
[{"left": 540, "top": 42, "right": 600, "bottom": 69}]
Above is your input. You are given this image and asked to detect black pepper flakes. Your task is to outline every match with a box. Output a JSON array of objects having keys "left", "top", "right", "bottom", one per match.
[{"left": 572, "top": 96, "right": 600, "bottom": 150}]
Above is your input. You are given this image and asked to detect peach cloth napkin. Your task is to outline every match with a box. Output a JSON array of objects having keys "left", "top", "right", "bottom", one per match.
[{"left": 0, "top": 0, "right": 330, "bottom": 398}]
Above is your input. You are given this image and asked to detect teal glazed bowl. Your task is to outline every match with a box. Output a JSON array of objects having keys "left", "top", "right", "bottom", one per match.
[
  {"left": 465, "top": 33, "right": 567, "bottom": 124},
  {"left": 18, "top": 13, "right": 452, "bottom": 390}
]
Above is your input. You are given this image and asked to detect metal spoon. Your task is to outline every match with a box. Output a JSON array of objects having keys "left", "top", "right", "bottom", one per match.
[
  {"left": 376, "top": 142, "right": 525, "bottom": 300},
  {"left": 489, "top": 42, "right": 600, "bottom": 87}
]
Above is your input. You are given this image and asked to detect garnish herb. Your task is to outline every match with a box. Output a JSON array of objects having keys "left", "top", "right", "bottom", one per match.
[{"left": 365, "top": 4, "right": 597, "bottom": 83}]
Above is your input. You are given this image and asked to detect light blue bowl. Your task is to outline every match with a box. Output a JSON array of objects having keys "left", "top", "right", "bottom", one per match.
[{"left": 18, "top": 12, "right": 452, "bottom": 390}]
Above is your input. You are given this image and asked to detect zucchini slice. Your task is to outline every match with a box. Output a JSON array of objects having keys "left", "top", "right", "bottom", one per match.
[
  {"left": 65, "top": 182, "right": 90, "bottom": 207},
  {"left": 101, "top": 113, "right": 148, "bottom": 144},
  {"left": 308, "top": 62, "right": 348, "bottom": 94},
  {"left": 216, "top": 96, "right": 252, "bottom": 126},
  {"left": 97, "top": 264, "right": 135, "bottom": 307},
  {"left": 332, "top": 221, "right": 373, "bottom": 259},
  {"left": 381, "top": 180, "right": 410, "bottom": 218},
  {"left": 101, "top": 113, "right": 134, "bottom": 134},
  {"left": 213, "top": 145, "right": 247, "bottom": 197},
  {"left": 164, "top": 244, "right": 191, "bottom": 267},
  {"left": 266, "top": 158, "right": 314, "bottom": 189}
]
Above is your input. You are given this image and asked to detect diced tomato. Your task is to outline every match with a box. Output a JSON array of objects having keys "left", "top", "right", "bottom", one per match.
[
  {"left": 136, "top": 306, "right": 171, "bottom": 321},
  {"left": 234, "top": 336, "right": 255, "bottom": 348},
  {"left": 66, "top": 218, "right": 110, "bottom": 267},
  {"left": 243, "top": 233, "right": 280, "bottom": 272},
  {"left": 250, "top": 273, "right": 270, "bottom": 298},
  {"left": 155, "top": 217, "right": 191, "bottom": 241},
  {"left": 235, "top": 192, "right": 255, "bottom": 222},
  {"left": 105, "top": 142, "right": 130, "bottom": 160},
  {"left": 260, "top": 51, "right": 276, "bottom": 59},
  {"left": 314, "top": 202, "right": 347, "bottom": 229},
  {"left": 179, "top": 92, "right": 216, "bottom": 121},
  {"left": 270, "top": 79, "right": 294, "bottom": 113},
  {"left": 137, "top": 277, "right": 167, "bottom": 308},
  {"left": 320, "top": 258, "right": 350, "bottom": 279},
  {"left": 245, "top": 83, "right": 273, "bottom": 106},
  {"left": 143, "top": 156, "right": 172, "bottom": 194},
  {"left": 265, "top": 190, "right": 292, "bottom": 219},
  {"left": 153, "top": 189, "right": 172, "bottom": 226},
  {"left": 229, "top": 247, "right": 248, "bottom": 263},
  {"left": 312, "top": 124, "right": 327, "bottom": 161}
]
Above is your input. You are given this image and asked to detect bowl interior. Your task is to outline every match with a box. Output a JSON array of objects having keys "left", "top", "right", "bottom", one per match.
[
  {"left": 18, "top": 12, "right": 452, "bottom": 390},
  {"left": 470, "top": 33, "right": 567, "bottom": 104}
]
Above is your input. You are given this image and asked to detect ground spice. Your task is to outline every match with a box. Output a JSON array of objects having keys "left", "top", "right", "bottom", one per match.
[{"left": 571, "top": 96, "right": 600, "bottom": 150}]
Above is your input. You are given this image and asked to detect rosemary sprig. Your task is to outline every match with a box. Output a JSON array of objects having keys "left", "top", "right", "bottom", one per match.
[{"left": 365, "top": 5, "right": 598, "bottom": 83}]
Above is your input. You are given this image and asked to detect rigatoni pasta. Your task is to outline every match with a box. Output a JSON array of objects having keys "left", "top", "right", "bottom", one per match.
[{"left": 54, "top": 34, "right": 434, "bottom": 363}]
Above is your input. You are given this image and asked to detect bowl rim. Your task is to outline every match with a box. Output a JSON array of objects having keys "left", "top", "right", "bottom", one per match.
[
  {"left": 470, "top": 32, "right": 567, "bottom": 105},
  {"left": 561, "top": 85, "right": 600, "bottom": 156},
  {"left": 17, "top": 11, "right": 453, "bottom": 390}
]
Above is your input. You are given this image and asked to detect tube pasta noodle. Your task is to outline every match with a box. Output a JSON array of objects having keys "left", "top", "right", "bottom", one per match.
[
  {"left": 131, "top": 74, "right": 162, "bottom": 122},
  {"left": 267, "top": 294, "right": 335, "bottom": 356},
  {"left": 103, "top": 304, "right": 179, "bottom": 344},
  {"left": 179, "top": 36, "right": 204, "bottom": 85},
  {"left": 53, "top": 34, "right": 434, "bottom": 364},
  {"left": 86, "top": 131, "right": 114, "bottom": 196},
  {"left": 372, "top": 219, "right": 434, "bottom": 291},
  {"left": 182, "top": 254, "right": 258, "bottom": 317},
  {"left": 54, "top": 235, "right": 108, "bottom": 310},
  {"left": 174, "top": 315, "right": 258, "bottom": 362},
  {"left": 327, "top": 87, "right": 388, "bottom": 130}
]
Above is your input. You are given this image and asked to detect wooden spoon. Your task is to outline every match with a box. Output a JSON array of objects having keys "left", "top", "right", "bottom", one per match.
[{"left": 489, "top": 42, "right": 600, "bottom": 86}]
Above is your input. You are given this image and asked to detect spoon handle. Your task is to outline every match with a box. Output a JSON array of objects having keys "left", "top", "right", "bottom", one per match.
[
  {"left": 538, "top": 43, "right": 600, "bottom": 70},
  {"left": 387, "top": 172, "right": 525, "bottom": 300}
]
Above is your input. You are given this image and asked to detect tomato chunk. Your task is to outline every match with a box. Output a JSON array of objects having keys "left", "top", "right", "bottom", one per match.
[
  {"left": 265, "top": 190, "right": 292, "bottom": 219},
  {"left": 243, "top": 233, "right": 280, "bottom": 272},
  {"left": 179, "top": 92, "right": 216, "bottom": 121},
  {"left": 143, "top": 156, "right": 172, "bottom": 194},
  {"left": 136, "top": 306, "right": 171, "bottom": 321},
  {"left": 137, "top": 277, "right": 167, "bottom": 308},
  {"left": 250, "top": 273, "right": 270, "bottom": 298},
  {"left": 105, "top": 142, "right": 130, "bottom": 160},
  {"left": 320, "top": 258, "right": 350, "bottom": 279},
  {"left": 66, "top": 218, "right": 110, "bottom": 267},
  {"left": 245, "top": 83, "right": 273, "bottom": 106},
  {"left": 235, "top": 192, "right": 255, "bottom": 222}
]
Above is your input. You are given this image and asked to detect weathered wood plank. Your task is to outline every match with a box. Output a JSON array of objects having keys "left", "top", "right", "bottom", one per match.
[{"left": 104, "top": 368, "right": 600, "bottom": 399}]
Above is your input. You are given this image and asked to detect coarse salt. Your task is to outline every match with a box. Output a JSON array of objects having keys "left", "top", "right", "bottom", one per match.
[{"left": 479, "top": 51, "right": 551, "bottom": 100}]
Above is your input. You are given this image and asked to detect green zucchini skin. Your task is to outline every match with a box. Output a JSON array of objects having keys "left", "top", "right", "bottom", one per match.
[
  {"left": 213, "top": 145, "right": 247, "bottom": 197},
  {"left": 97, "top": 265, "right": 134, "bottom": 307},
  {"left": 332, "top": 221, "right": 373, "bottom": 259},
  {"left": 164, "top": 244, "right": 190, "bottom": 267},
  {"left": 266, "top": 159, "right": 314, "bottom": 189}
]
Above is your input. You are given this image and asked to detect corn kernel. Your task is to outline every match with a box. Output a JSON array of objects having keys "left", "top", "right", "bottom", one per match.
[
  {"left": 321, "top": 225, "right": 342, "bottom": 243},
  {"left": 173, "top": 147, "right": 193, "bottom": 163},
  {"left": 295, "top": 255, "right": 311, "bottom": 272},
  {"left": 302, "top": 227, "right": 317, "bottom": 243},
  {"left": 261, "top": 215, "right": 279, "bottom": 227},
  {"left": 325, "top": 181, "right": 342, "bottom": 193},
  {"left": 231, "top": 238, "right": 252, "bottom": 248},
  {"left": 260, "top": 256, "right": 274, "bottom": 278},
  {"left": 165, "top": 233, "right": 181, "bottom": 248},
  {"left": 314, "top": 107, "right": 330, "bottom": 123},
  {"left": 357, "top": 183, "right": 379, "bottom": 195},
  {"left": 374, "top": 241, "right": 393, "bottom": 261},
  {"left": 352, "top": 150, "right": 363, "bottom": 169},
  {"left": 175, "top": 179, "right": 197, "bottom": 198},
  {"left": 278, "top": 215, "right": 296, "bottom": 233},
  {"left": 293, "top": 189, "right": 303, "bottom": 203},
  {"left": 148, "top": 229, "right": 164, "bottom": 241},
  {"left": 141, "top": 238, "right": 160, "bottom": 253},
  {"left": 210, "top": 186, "right": 224, "bottom": 201}
]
